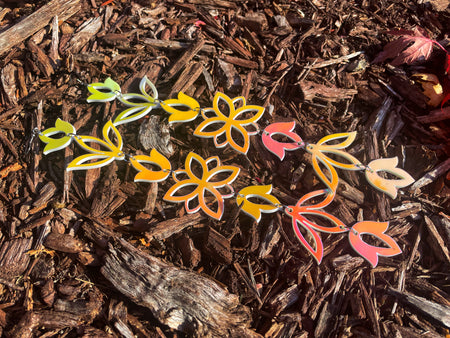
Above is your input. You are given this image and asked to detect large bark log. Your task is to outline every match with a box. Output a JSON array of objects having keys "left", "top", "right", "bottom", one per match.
[{"left": 101, "top": 239, "right": 260, "bottom": 337}]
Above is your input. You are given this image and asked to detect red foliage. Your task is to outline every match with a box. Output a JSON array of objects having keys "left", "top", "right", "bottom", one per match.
[{"left": 373, "top": 27, "right": 435, "bottom": 66}]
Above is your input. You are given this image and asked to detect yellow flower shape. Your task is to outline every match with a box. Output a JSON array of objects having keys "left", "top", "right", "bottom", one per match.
[
  {"left": 194, "top": 92, "right": 265, "bottom": 154},
  {"left": 163, "top": 152, "right": 240, "bottom": 220},
  {"left": 67, "top": 121, "right": 125, "bottom": 171},
  {"left": 306, "top": 132, "right": 363, "bottom": 193}
]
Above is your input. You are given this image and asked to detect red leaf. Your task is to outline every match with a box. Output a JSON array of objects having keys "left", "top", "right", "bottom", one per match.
[
  {"left": 373, "top": 27, "right": 435, "bottom": 66},
  {"left": 445, "top": 53, "right": 450, "bottom": 74},
  {"left": 441, "top": 92, "right": 450, "bottom": 108}
]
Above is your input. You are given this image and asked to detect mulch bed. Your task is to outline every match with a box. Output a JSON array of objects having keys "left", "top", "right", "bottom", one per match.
[{"left": 0, "top": 0, "right": 449, "bottom": 337}]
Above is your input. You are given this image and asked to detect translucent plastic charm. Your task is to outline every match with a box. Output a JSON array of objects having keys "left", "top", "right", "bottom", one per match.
[
  {"left": 348, "top": 221, "right": 402, "bottom": 267},
  {"left": 236, "top": 185, "right": 281, "bottom": 222},
  {"left": 87, "top": 77, "right": 121, "bottom": 102},
  {"left": 306, "top": 132, "right": 363, "bottom": 193},
  {"left": 39, "top": 119, "right": 76, "bottom": 155},
  {"left": 160, "top": 92, "right": 200, "bottom": 123},
  {"left": 365, "top": 157, "right": 415, "bottom": 199},
  {"left": 285, "top": 189, "right": 349, "bottom": 264},
  {"left": 163, "top": 152, "right": 240, "bottom": 220},
  {"left": 129, "top": 149, "right": 171, "bottom": 183},
  {"left": 194, "top": 92, "right": 264, "bottom": 154},
  {"left": 67, "top": 121, "right": 125, "bottom": 171},
  {"left": 261, "top": 121, "right": 304, "bottom": 160},
  {"left": 113, "top": 76, "right": 159, "bottom": 126}
]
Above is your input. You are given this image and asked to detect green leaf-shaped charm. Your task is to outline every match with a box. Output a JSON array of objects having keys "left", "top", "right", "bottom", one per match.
[
  {"left": 87, "top": 77, "right": 121, "bottom": 102},
  {"left": 39, "top": 119, "right": 76, "bottom": 155}
]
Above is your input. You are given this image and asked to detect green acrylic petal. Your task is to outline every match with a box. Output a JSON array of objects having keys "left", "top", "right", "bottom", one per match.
[
  {"left": 39, "top": 119, "right": 76, "bottom": 154},
  {"left": 87, "top": 77, "right": 121, "bottom": 103},
  {"left": 104, "top": 77, "right": 121, "bottom": 92}
]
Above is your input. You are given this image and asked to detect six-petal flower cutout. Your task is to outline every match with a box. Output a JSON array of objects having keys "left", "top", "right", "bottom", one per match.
[
  {"left": 163, "top": 152, "right": 240, "bottom": 220},
  {"left": 67, "top": 121, "right": 125, "bottom": 171},
  {"left": 194, "top": 92, "right": 265, "bottom": 154},
  {"left": 39, "top": 118, "right": 76, "bottom": 155}
]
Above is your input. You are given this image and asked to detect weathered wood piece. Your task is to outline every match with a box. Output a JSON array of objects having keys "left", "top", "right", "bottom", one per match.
[
  {"left": 8, "top": 310, "right": 82, "bottom": 338},
  {"left": 410, "top": 158, "right": 450, "bottom": 193},
  {"left": 163, "top": 38, "right": 205, "bottom": 81},
  {"left": 0, "top": 0, "right": 82, "bottom": 56},
  {"left": 44, "top": 232, "right": 84, "bottom": 254},
  {"left": 142, "top": 38, "right": 217, "bottom": 53},
  {"left": 0, "top": 237, "right": 32, "bottom": 280},
  {"left": 423, "top": 215, "right": 450, "bottom": 264},
  {"left": 145, "top": 212, "right": 205, "bottom": 241},
  {"left": 101, "top": 239, "right": 260, "bottom": 337},
  {"left": 387, "top": 288, "right": 450, "bottom": 328},
  {"left": 203, "top": 226, "right": 233, "bottom": 264}
]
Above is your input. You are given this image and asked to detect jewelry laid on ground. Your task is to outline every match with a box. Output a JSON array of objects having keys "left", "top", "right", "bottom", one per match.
[{"left": 35, "top": 76, "right": 415, "bottom": 267}]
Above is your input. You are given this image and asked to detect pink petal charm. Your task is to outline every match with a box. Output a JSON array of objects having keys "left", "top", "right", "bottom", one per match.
[
  {"left": 348, "top": 221, "right": 402, "bottom": 267},
  {"left": 286, "top": 204, "right": 325, "bottom": 264},
  {"left": 261, "top": 121, "right": 304, "bottom": 160}
]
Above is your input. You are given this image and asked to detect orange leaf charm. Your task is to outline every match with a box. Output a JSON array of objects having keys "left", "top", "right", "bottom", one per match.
[{"left": 348, "top": 221, "right": 402, "bottom": 267}]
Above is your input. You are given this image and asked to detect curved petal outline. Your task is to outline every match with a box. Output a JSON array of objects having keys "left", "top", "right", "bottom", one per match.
[
  {"left": 87, "top": 77, "right": 121, "bottom": 102},
  {"left": 39, "top": 119, "right": 76, "bottom": 155},
  {"left": 261, "top": 121, "right": 304, "bottom": 160},
  {"left": 163, "top": 152, "right": 240, "bottom": 220},
  {"left": 365, "top": 157, "right": 415, "bottom": 199},
  {"left": 130, "top": 149, "right": 171, "bottom": 182},
  {"left": 67, "top": 121, "right": 125, "bottom": 171},
  {"left": 194, "top": 92, "right": 265, "bottom": 154},
  {"left": 236, "top": 185, "right": 281, "bottom": 222},
  {"left": 114, "top": 77, "right": 159, "bottom": 125},
  {"left": 348, "top": 221, "right": 402, "bottom": 267},
  {"left": 287, "top": 189, "right": 349, "bottom": 234},
  {"left": 160, "top": 92, "right": 200, "bottom": 123},
  {"left": 290, "top": 214, "right": 324, "bottom": 264},
  {"left": 306, "top": 132, "right": 363, "bottom": 171}
]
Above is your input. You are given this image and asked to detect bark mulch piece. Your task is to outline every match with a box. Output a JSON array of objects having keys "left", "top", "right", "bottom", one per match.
[{"left": 0, "top": 0, "right": 449, "bottom": 337}]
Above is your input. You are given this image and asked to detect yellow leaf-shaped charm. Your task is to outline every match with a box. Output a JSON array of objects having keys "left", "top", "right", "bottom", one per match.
[
  {"left": 365, "top": 157, "right": 415, "bottom": 199},
  {"left": 39, "top": 119, "right": 76, "bottom": 155},
  {"left": 67, "top": 121, "right": 125, "bottom": 171},
  {"left": 236, "top": 185, "right": 281, "bottom": 222},
  {"left": 130, "top": 149, "right": 171, "bottom": 182},
  {"left": 160, "top": 92, "right": 200, "bottom": 123},
  {"left": 306, "top": 132, "right": 363, "bottom": 193}
]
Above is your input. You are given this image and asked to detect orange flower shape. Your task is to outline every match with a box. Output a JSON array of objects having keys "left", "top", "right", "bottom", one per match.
[
  {"left": 163, "top": 152, "right": 240, "bottom": 220},
  {"left": 194, "top": 92, "right": 264, "bottom": 154}
]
